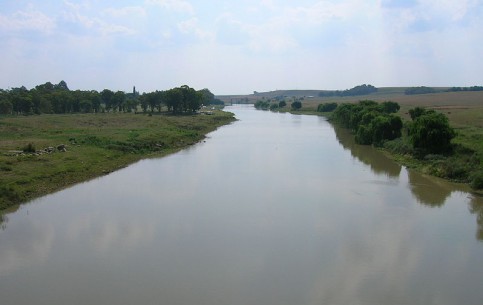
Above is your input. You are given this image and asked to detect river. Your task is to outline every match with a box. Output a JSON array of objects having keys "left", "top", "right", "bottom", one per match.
[{"left": 1, "top": 104, "right": 482, "bottom": 305}]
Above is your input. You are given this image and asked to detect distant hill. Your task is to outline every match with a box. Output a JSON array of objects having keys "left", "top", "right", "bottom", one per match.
[{"left": 216, "top": 85, "right": 479, "bottom": 104}]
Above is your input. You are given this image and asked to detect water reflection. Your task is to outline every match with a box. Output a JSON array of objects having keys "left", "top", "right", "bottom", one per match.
[
  {"left": 1, "top": 105, "right": 482, "bottom": 305},
  {"left": 407, "top": 170, "right": 452, "bottom": 207},
  {"left": 0, "top": 214, "right": 7, "bottom": 231},
  {"left": 332, "top": 124, "right": 402, "bottom": 178},
  {"left": 468, "top": 195, "right": 483, "bottom": 240},
  {"left": 331, "top": 121, "right": 483, "bottom": 241}
]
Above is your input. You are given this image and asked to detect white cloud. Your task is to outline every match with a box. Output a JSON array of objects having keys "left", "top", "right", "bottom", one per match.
[
  {"left": 104, "top": 6, "right": 147, "bottom": 18},
  {"left": 0, "top": 9, "right": 56, "bottom": 34},
  {"left": 146, "top": 0, "right": 195, "bottom": 14}
]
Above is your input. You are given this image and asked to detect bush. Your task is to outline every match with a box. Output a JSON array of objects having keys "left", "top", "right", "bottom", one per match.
[
  {"left": 317, "top": 102, "right": 337, "bottom": 112},
  {"left": 470, "top": 171, "right": 483, "bottom": 190},
  {"left": 291, "top": 101, "right": 302, "bottom": 110},
  {"left": 22, "top": 143, "right": 36, "bottom": 153},
  {"left": 409, "top": 112, "right": 455, "bottom": 154}
]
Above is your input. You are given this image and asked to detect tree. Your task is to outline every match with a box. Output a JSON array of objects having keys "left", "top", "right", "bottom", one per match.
[
  {"left": 198, "top": 88, "right": 215, "bottom": 105},
  {"left": 0, "top": 99, "right": 13, "bottom": 114},
  {"left": 279, "top": 101, "right": 287, "bottom": 108},
  {"left": 408, "top": 107, "right": 434, "bottom": 120},
  {"left": 317, "top": 102, "right": 337, "bottom": 112},
  {"left": 381, "top": 101, "right": 400, "bottom": 114},
  {"left": 101, "top": 89, "right": 115, "bottom": 111},
  {"left": 409, "top": 112, "right": 455, "bottom": 154},
  {"left": 291, "top": 101, "right": 302, "bottom": 110}
]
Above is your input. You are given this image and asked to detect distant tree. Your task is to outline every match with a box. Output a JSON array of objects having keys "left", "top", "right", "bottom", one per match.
[
  {"left": 291, "top": 101, "right": 302, "bottom": 110},
  {"left": 254, "top": 100, "right": 270, "bottom": 110},
  {"left": 279, "top": 101, "right": 287, "bottom": 108},
  {"left": 101, "top": 89, "right": 115, "bottom": 111},
  {"left": 381, "top": 101, "right": 400, "bottom": 113},
  {"left": 0, "top": 99, "right": 13, "bottom": 114},
  {"left": 317, "top": 102, "right": 337, "bottom": 112},
  {"left": 405, "top": 86, "right": 436, "bottom": 95},
  {"left": 198, "top": 88, "right": 215, "bottom": 105},
  {"left": 55, "top": 80, "right": 69, "bottom": 91},
  {"left": 270, "top": 103, "right": 279, "bottom": 111}
]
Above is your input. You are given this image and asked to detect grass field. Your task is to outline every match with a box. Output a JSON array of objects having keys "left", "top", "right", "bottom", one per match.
[{"left": 0, "top": 110, "right": 235, "bottom": 210}]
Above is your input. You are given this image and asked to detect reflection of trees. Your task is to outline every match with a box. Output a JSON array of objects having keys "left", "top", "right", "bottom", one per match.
[
  {"left": 468, "top": 195, "right": 483, "bottom": 241},
  {"left": 407, "top": 170, "right": 452, "bottom": 207},
  {"left": 333, "top": 124, "right": 401, "bottom": 178},
  {"left": 0, "top": 214, "right": 7, "bottom": 231}
]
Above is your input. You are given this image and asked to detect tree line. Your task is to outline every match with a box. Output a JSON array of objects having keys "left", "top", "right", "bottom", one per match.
[
  {"left": 330, "top": 100, "right": 455, "bottom": 155},
  {"left": 405, "top": 85, "right": 483, "bottom": 95},
  {"left": 318, "top": 84, "right": 377, "bottom": 98},
  {"left": 0, "top": 81, "right": 222, "bottom": 115}
]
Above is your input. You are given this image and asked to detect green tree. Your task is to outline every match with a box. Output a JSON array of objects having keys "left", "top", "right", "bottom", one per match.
[
  {"left": 409, "top": 112, "right": 455, "bottom": 154},
  {"left": 0, "top": 99, "right": 13, "bottom": 114},
  {"left": 101, "top": 89, "right": 115, "bottom": 112},
  {"left": 291, "top": 101, "right": 302, "bottom": 110},
  {"left": 381, "top": 101, "right": 400, "bottom": 113}
]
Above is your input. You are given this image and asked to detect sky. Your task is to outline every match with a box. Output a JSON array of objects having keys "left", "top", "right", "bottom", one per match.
[{"left": 1, "top": 0, "right": 482, "bottom": 95}]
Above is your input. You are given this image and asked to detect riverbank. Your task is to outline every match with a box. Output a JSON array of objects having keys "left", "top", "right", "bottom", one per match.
[
  {"left": 291, "top": 107, "right": 483, "bottom": 193},
  {"left": 0, "top": 110, "right": 235, "bottom": 210}
]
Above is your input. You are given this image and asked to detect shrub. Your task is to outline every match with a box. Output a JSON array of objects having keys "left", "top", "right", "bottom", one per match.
[
  {"left": 409, "top": 112, "right": 455, "bottom": 154},
  {"left": 291, "top": 101, "right": 302, "bottom": 110},
  {"left": 317, "top": 102, "right": 338, "bottom": 112},
  {"left": 22, "top": 143, "right": 36, "bottom": 153},
  {"left": 470, "top": 171, "right": 483, "bottom": 190}
]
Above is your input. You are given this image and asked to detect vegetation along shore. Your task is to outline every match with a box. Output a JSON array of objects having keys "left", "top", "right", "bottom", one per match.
[
  {"left": 0, "top": 81, "right": 235, "bottom": 210},
  {"left": 249, "top": 85, "right": 483, "bottom": 192}
]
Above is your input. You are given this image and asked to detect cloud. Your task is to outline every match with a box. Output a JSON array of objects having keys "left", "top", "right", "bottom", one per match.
[
  {"left": 146, "top": 0, "right": 195, "bottom": 14},
  {"left": 381, "top": 0, "right": 418, "bottom": 9},
  {"left": 104, "top": 6, "right": 147, "bottom": 18},
  {"left": 0, "top": 8, "right": 56, "bottom": 34}
]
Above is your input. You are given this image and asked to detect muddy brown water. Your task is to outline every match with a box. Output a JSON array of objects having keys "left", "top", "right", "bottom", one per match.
[{"left": 1, "top": 105, "right": 482, "bottom": 305}]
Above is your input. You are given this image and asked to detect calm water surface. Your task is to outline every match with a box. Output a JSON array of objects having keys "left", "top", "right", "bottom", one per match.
[{"left": 1, "top": 105, "right": 482, "bottom": 305}]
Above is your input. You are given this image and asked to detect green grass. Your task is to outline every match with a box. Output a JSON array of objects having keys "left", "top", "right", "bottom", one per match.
[{"left": 0, "top": 111, "right": 235, "bottom": 210}]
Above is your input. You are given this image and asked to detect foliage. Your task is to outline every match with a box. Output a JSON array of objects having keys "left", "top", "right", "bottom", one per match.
[
  {"left": 269, "top": 104, "right": 279, "bottom": 111},
  {"left": 198, "top": 88, "right": 224, "bottom": 106},
  {"left": 470, "top": 171, "right": 483, "bottom": 190},
  {"left": 381, "top": 101, "right": 400, "bottom": 113},
  {"left": 446, "top": 86, "right": 483, "bottom": 92},
  {"left": 318, "top": 84, "right": 377, "bottom": 97},
  {"left": 279, "top": 101, "right": 287, "bottom": 108},
  {"left": 0, "top": 81, "right": 205, "bottom": 116},
  {"left": 291, "top": 101, "right": 302, "bottom": 110},
  {"left": 409, "top": 111, "right": 455, "bottom": 154},
  {"left": 22, "top": 143, "right": 36, "bottom": 153},
  {"left": 408, "top": 107, "right": 434, "bottom": 120},
  {"left": 254, "top": 100, "right": 270, "bottom": 110},
  {"left": 332, "top": 100, "right": 402, "bottom": 146},
  {"left": 405, "top": 86, "right": 436, "bottom": 95},
  {"left": 317, "top": 102, "right": 338, "bottom": 112}
]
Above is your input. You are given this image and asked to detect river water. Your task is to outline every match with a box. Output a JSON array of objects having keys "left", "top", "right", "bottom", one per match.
[{"left": 1, "top": 105, "right": 482, "bottom": 305}]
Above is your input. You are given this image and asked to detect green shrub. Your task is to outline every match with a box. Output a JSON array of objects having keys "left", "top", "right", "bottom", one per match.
[
  {"left": 470, "top": 171, "right": 483, "bottom": 190},
  {"left": 22, "top": 143, "right": 36, "bottom": 153}
]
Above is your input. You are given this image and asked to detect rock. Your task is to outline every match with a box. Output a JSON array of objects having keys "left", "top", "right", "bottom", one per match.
[{"left": 57, "top": 144, "right": 67, "bottom": 152}]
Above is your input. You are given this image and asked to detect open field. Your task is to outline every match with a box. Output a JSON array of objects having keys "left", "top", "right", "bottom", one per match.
[{"left": 0, "top": 111, "right": 235, "bottom": 210}]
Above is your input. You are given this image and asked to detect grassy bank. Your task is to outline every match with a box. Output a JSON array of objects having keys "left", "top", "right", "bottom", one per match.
[{"left": 0, "top": 110, "right": 235, "bottom": 210}]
